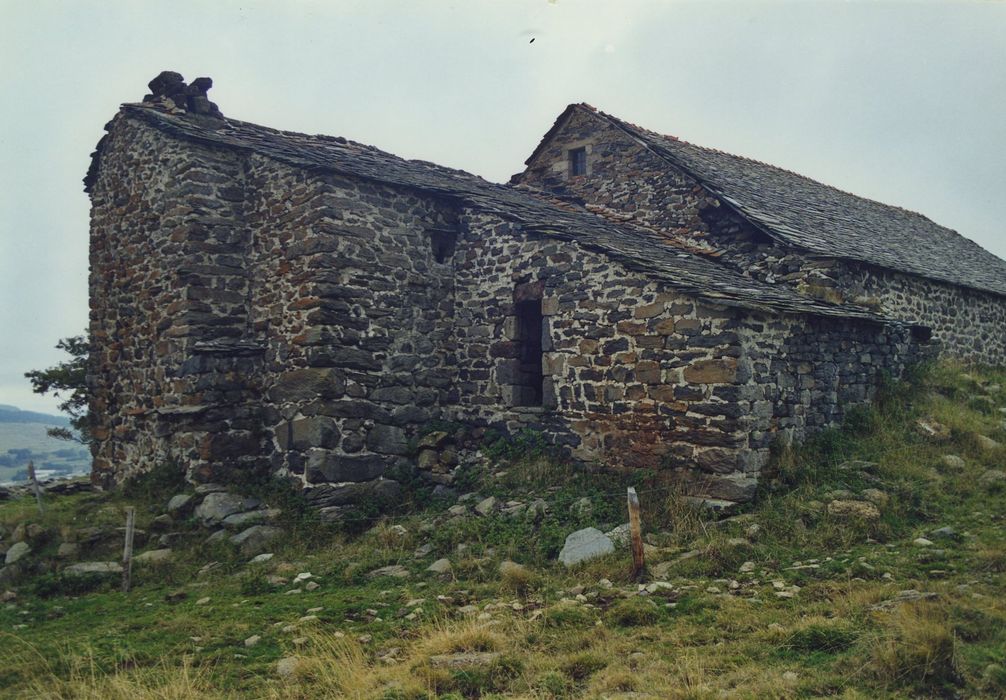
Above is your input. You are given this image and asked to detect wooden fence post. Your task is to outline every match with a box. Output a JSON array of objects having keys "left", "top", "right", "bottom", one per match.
[
  {"left": 627, "top": 487, "right": 646, "bottom": 580},
  {"left": 122, "top": 507, "right": 136, "bottom": 593},
  {"left": 27, "top": 460, "right": 44, "bottom": 515}
]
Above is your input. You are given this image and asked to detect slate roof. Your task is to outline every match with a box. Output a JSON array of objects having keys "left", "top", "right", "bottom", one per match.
[
  {"left": 87, "top": 104, "right": 892, "bottom": 323},
  {"left": 557, "top": 104, "right": 1006, "bottom": 297}
]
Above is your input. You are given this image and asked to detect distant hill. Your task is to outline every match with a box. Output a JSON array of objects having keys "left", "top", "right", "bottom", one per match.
[
  {"left": 0, "top": 405, "right": 71, "bottom": 426},
  {"left": 0, "top": 405, "right": 88, "bottom": 483}
]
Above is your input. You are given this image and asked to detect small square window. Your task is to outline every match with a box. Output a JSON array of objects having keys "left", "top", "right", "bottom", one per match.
[{"left": 569, "top": 147, "right": 587, "bottom": 176}]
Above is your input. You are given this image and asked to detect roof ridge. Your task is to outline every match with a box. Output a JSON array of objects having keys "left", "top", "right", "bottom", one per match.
[
  {"left": 575, "top": 106, "right": 1006, "bottom": 297},
  {"left": 592, "top": 107, "right": 943, "bottom": 225}
]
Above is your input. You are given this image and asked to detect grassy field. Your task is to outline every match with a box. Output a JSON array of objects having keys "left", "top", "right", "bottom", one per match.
[{"left": 1, "top": 362, "right": 1005, "bottom": 698}]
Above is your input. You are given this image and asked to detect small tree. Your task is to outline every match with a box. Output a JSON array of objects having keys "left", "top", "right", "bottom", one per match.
[{"left": 24, "top": 334, "right": 91, "bottom": 443}]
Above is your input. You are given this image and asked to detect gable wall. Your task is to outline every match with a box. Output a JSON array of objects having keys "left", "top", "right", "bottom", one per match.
[{"left": 519, "top": 109, "right": 723, "bottom": 251}]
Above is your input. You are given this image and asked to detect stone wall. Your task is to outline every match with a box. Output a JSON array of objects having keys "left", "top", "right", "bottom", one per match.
[
  {"left": 451, "top": 213, "right": 926, "bottom": 500},
  {"left": 88, "top": 107, "right": 932, "bottom": 503}
]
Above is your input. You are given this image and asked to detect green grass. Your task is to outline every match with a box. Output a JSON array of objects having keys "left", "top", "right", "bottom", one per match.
[{"left": 1, "top": 361, "right": 1005, "bottom": 698}]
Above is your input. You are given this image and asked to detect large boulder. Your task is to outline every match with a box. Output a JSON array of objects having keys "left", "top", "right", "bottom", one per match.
[{"left": 558, "top": 528, "right": 614, "bottom": 567}]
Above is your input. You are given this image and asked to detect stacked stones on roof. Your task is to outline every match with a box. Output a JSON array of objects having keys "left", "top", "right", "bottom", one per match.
[
  {"left": 143, "top": 70, "right": 223, "bottom": 119},
  {"left": 84, "top": 74, "right": 1002, "bottom": 504}
]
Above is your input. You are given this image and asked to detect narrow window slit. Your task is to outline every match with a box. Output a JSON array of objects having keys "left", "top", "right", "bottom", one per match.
[{"left": 514, "top": 298, "right": 544, "bottom": 406}]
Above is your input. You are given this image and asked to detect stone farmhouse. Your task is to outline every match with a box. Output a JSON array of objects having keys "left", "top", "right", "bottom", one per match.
[{"left": 84, "top": 73, "right": 1006, "bottom": 504}]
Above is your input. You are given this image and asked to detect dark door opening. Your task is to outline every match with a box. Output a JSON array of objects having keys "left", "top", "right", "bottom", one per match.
[{"left": 514, "top": 298, "right": 544, "bottom": 406}]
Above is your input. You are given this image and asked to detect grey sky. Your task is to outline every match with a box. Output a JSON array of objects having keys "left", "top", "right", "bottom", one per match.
[{"left": 2, "top": 0, "right": 1004, "bottom": 415}]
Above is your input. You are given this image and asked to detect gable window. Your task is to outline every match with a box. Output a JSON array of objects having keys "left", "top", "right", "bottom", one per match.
[{"left": 569, "top": 147, "right": 587, "bottom": 176}]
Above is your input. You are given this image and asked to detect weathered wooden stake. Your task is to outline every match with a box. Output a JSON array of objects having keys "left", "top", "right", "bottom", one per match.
[
  {"left": 627, "top": 486, "right": 646, "bottom": 580},
  {"left": 122, "top": 507, "right": 136, "bottom": 593},
  {"left": 27, "top": 460, "right": 44, "bottom": 515}
]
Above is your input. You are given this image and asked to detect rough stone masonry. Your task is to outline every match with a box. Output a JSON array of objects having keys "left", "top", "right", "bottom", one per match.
[{"left": 84, "top": 73, "right": 1006, "bottom": 504}]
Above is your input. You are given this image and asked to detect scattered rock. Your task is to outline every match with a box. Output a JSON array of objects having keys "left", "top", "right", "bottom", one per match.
[
  {"left": 368, "top": 565, "right": 410, "bottom": 579},
  {"left": 870, "top": 589, "right": 939, "bottom": 611},
  {"left": 977, "top": 435, "right": 1002, "bottom": 451},
  {"left": 525, "top": 498, "right": 548, "bottom": 521},
  {"left": 979, "top": 469, "right": 1006, "bottom": 486},
  {"left": 230, "top": 526, "right": 285, "bottom": 556},
  {"left": 194, "top": 483, "right": 229, "bottom": 495},
  {"left": 474, "top": 496, "right": 498, "bottom": 516},
  {"left": 56, "top": 542, "right": 79, "bottom": 559},
  {"left": 558, "top": 527, "right": 614, "bottom": 567},
  {"left": 570, "top": 497, "right": 593, "bottom": 519},
  {"left": 860, "top": 489, "right": 889, "bottom": 507},
  {"left": 135, "top": 549, "right": 173, "bottom": 564},
  {"left": 205, "top": 529, "right": 229, "bottom": 544},
  {"left": 221, "top": 509, "right": 281, "bottom": 530},
  {"left": 166, "top": 494, "right": 194, "bottom": 514},
  {"left": 913, "top": 538, "right": 934, "bottom": 547},
  {"left": 429, "top": 652, "right": 501, "bottom": 669},
  {"left": 195, "top": 492, "right": 252, "bottom": 524},
  {"left": 64, "top": 561, "right": 123, "bottom": 576},
  {"left": 196, "top": 596, "right": 211, "bottom": 605},
  {"left": 276, "top": 656, "right": 300, "bottom": 678},
  {"left": 827, "top": 500, "right": 881, "bottom": 521},
  {"left": 426, "top": 558, "right": 452, "bottom": 576},
  {"left": 940, "top": 455, "right": 966, "bottom": 470},
  {"left": 930, "top": 526, "right": 959, "bottom": 540},
  {"left": 413, "top": 543, "right": 433, "bottom": 559},
  {"left": 916, "top": 419, "right": 950, "bottom": 441},
  {"left": 12, "top": 523, "right": 47, "bottom": 545},
  {"left": 498, "top": 560, "right": 528, "bottom": 578},
  {"left": 250, "top": 553, "right": 274, "bottom": 564},
  {"left": 244, "top": 635, "right": 261, "bottom": 647},
  {"left": 150, "top": 514, "right": 174, "bottom": 530},
  {"left": 605, "top": 523, "right": 631, "bottom": 547},
  {"left": 4, "top": 542, "right": 30, "bottom": 566}
]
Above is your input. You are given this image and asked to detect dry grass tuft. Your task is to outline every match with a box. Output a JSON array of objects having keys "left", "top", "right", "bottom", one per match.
[
  {"left": 869, "top": 602, "right": 959, "bottom": 688},
  {"left": 24, "top": 652, "right": 216, "bottom": 700}
]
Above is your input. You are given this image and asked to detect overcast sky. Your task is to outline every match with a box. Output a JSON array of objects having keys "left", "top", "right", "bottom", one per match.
[{"left": 1, "top": 0, "right": 1004, "bottom": 415}]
